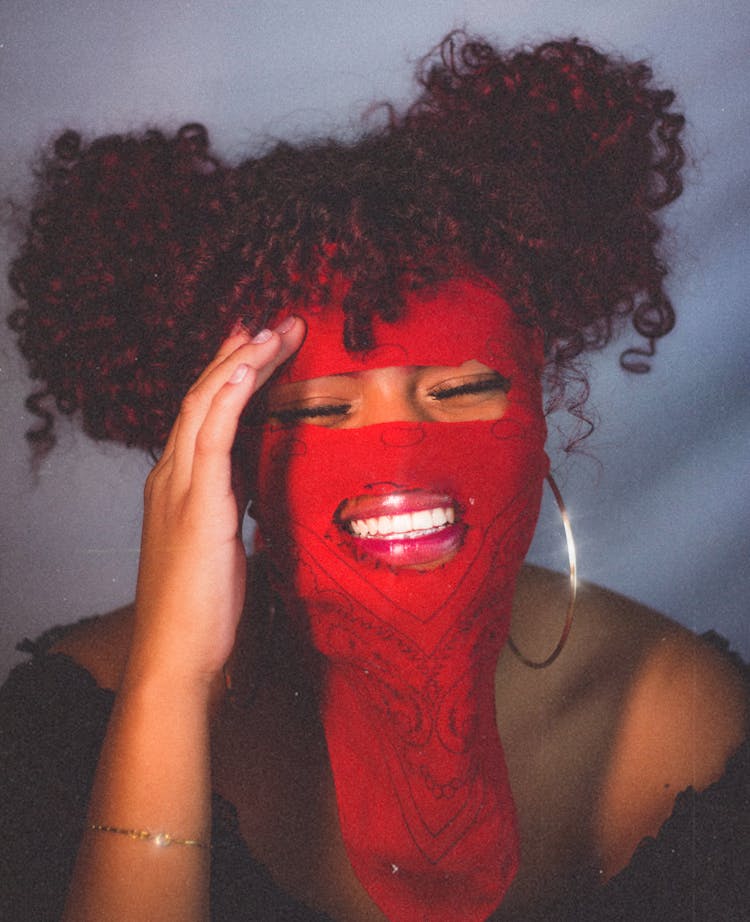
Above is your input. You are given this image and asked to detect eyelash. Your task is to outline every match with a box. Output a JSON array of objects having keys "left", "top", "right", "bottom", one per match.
[
  {"left": 270, "top": 403, "right": 351, "bottom": 425},
  {"left": 269, "top": 375, "right": 511, "bottom": 424},
  {"left": 428, "top": 375, "right": 510, "bottom": 400}
]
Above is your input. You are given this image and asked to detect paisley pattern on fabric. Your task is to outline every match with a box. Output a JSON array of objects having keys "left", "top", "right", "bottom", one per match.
[
  {"left": 250, "top": 278, "right": 549, "bottom": 920},
  {"left": 254, "top": 418, "right": 547, "bottom": 921}
]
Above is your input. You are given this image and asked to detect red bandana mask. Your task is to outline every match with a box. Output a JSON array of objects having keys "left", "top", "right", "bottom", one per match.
[{"left": 251, "top": 279, "right": 548, "bottom": 921}]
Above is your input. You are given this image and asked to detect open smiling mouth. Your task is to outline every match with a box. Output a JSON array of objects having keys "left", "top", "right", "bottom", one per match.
[{"left": 334, "top": 489, "right": 465, "bottom": 569}]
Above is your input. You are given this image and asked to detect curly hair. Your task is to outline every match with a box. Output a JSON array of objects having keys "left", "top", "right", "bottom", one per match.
[{"left": 8, "top": 32, "right": 685, "bottom": 455}]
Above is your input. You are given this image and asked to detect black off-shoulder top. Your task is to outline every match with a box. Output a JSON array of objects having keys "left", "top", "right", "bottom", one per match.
[{"left": 1, "top": 629, "right": 747, "bottom": 922}]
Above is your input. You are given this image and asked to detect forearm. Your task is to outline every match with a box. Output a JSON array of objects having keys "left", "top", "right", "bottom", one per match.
[
  {"left": 63, "top": 670, "right": 213, "bottom": 922},
  {"left": 61, "top": 320, "right": 304, "bottom": 921}
]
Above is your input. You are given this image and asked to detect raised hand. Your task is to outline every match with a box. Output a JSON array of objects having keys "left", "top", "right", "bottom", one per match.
[
  {"left": 127, "top": 315, "right": 305, "bottom": 691},
  {"left": 64, "top": 320, "right": 305, "bottom": 921}
]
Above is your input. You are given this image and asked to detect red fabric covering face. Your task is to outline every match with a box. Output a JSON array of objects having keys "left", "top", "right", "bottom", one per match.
[
  {"left": 273, "top": 277, "right": 543, "bottom": 387},
  {"left": 252, "top": 280, "right": 548, "bottom": 921}
]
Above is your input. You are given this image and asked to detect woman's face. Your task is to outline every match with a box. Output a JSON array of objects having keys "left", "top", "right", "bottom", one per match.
[
  {"left": 251, "top": 279, "right": 547, "bottom": 573},
  {"left": 262, "top": 360, "right": 510, "bottom": 569}
]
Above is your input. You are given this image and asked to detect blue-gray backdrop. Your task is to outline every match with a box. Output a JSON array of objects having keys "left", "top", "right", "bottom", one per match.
[{"left": 1, "top": 0, "right": 748, "bottom": 680}]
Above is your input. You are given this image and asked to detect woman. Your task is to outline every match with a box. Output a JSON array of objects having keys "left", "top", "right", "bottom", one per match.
[{"left": 1, "top": 33, "right": 747, "bottom": 922}]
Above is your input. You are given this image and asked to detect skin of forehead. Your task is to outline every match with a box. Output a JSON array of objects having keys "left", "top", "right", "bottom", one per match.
[{"left": 277, "top": 278, "right": 543, "bottom": 384}]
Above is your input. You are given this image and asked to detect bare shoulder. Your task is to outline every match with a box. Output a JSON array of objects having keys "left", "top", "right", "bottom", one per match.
[
  {"left": 504, "top": 566, "right": 747, "bottom": 876},
  {"left": 48, "top": 603, "right": 134, "bottom": 692},
  {"left": 530, "top": 567, "right": 748, "bottom": 874},
  {"left": 511, "top": 565, "right": 747, "bottom": 733}
]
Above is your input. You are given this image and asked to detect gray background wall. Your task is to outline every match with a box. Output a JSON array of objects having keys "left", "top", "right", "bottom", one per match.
[{"left": 1, "top": 0, "right": 748, "bottom": 681}]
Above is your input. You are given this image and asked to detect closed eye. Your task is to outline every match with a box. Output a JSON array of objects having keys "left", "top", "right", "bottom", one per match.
[
  {"left": 428, "top": 373, "right": 510, "bottom": 400},
  {"left": 268, "top": 403, "right": 351, "bottom": 426}
]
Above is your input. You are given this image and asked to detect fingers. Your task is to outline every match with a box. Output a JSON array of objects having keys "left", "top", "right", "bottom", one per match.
[
  {"left": 158, "top": 322, "right": 258, "bottom": 463},
  {"left": 185, "top": 319, "right": 256, "bottom": 396},
  {"left": 169, "top": 316, "right": 305, "bottom": 497},
  {"left": 209, "top": 318, "right": 255, "bottom": 366}
]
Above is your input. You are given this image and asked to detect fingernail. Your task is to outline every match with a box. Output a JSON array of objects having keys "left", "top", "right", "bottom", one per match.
[
  {"left": 251, "top": 328, "right": 272, "bottom": 344},
  {"left": 275, "top": 315, "right": 297, "bottom": 335},
  {"left": 229, "top": 364, "right": 249, "bottom": 384}
]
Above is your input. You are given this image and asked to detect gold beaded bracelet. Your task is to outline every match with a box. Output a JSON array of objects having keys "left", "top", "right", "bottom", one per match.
[{"left": 89, "top": 824, "right": 210, "bottom": 849}]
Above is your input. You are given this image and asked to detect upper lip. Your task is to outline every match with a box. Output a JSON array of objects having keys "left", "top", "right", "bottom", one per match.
[{"left": 334, "top": 488, "right": 459, "bottom": 536}]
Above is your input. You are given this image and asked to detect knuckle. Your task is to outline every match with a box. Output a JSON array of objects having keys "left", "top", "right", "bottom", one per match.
[
  {"left": 180, "top": 389, "right": 205, "bottom": 418},
  {"left": 193, "top": 426, "right": 221, "bottom": 457}
]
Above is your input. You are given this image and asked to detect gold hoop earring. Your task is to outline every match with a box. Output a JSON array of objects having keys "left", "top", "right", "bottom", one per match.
[{"left": 508, "top": 474, "right": 577, "bottom": 669}]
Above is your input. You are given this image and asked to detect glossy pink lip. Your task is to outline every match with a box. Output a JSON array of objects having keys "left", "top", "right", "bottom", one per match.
[{"left": 334, "top": 488, "right": 465, "bottom": 569}]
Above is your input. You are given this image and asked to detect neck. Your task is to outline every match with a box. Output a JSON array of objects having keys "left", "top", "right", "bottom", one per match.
[{"left": 282, "top": 577, "right": 518, "bottom": 922}]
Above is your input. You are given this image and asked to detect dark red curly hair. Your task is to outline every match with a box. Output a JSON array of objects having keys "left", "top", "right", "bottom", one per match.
[{"left": 8, "top": 33, "right": 685, "bottom": 455}]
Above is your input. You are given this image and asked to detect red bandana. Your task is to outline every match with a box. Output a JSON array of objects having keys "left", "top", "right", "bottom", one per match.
[{"left": 252, "top": 280, "right": 548, "bottom": 920}]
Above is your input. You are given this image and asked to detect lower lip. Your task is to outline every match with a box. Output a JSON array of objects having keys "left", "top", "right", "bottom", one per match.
[{"left": 344, "top": 523, "right": 466, "bottom": 569}]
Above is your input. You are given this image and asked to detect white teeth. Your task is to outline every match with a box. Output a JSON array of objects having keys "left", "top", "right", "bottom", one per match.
[
  {"left": 347, "top": 506, "right": 456, "bottom": 539},
  {"left": 391, "top": 513, "right": 412, "bottom": 533},
  {"left": 411, "top": 509, "right": 433, "bottom": 531}
]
